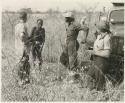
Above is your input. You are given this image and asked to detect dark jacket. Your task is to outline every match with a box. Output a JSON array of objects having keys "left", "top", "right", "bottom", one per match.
[{"left": 30, "top": 27, "right": 45, "bottom": 44}]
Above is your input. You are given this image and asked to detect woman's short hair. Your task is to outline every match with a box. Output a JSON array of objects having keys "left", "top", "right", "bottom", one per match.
[{"left": 96, "top": 21, "right": 110, "bottom": 33}]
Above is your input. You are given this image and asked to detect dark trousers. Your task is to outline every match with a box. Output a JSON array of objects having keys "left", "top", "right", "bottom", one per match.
[
  {"left": 32, "top": 43, "right": 43, "bottom": 65},
  {"left": 87, "top": 55, "right": 109, "bottom": 90},
  {"left": 60, "top": 40, "right": 79, "bottom": 71},
  {"left": 18, "top": 45, "right": 31, "bottom": 83}
]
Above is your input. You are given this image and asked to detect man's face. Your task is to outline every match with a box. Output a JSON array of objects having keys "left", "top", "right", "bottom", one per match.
[
  {"left": 37, "top": 20, "right": 43, "bottom": 28},
  {"left": 65, "top": 17, "right": 72, "bottom": 23},
  {"left": 65, "top": 17, "right": 74, "bottom": 23}
]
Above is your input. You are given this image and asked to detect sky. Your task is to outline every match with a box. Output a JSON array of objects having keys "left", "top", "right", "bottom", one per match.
[{"left": 1, "top": 0, "right": 123, "bottom": 12}]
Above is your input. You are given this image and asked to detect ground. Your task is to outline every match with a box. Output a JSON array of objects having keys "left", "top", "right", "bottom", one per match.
[
  {"left": 1, "top": 46, "right": 124, "bottom": 102},
  {"left": 2, "top": 12, "right": 124, "bottom": 102}
]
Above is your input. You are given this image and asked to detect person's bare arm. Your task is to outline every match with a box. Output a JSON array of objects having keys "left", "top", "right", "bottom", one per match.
[
  {"left": 77, "top": 24, "right": 89, "bottom": 43},
  {"left": 94, "top": 49, "right": 110, "bottom": 58}
]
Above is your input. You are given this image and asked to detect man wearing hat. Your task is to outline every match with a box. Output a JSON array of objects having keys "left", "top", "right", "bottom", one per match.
[
  {"left": 15, "top": 11, "right": 31, "bottom": 85},
  {"left": 61, "top": 12, "right": 89, "bottom": 78},
  {"left": 87, "top": 20, "right": 112, "bottom": 91},
  {"left": 15, "top": 11, "right": 29, "bottom": 60}
]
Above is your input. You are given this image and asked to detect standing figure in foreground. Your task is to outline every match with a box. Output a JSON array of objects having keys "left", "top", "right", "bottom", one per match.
[
  {"left": 87, "top": 21, "right": 112, "bottom": 91},
  {"left": 15, "top": 11, "right": 31, "bottom": 85},
  {"left": 60, "top": 12, "right": 89, "bottom": 79},
  {"left": 30, "top": 19, "right": 45, "bottom": 70}
]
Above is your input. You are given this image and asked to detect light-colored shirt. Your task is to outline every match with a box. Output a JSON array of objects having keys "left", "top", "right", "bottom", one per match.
[
  {"left": 15, "top": 20, "right": 28, "bottom": 59},
  {"left": 94, "top": 33, "right": 111, "bottom": 52}
]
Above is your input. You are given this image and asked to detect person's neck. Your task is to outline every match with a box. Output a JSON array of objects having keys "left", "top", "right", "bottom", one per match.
[
  {"left": 67, "top": 21, "right": 73, "bottom": 26},
  {"left": 20, "top": 19, "right": 25, "bottom": 23},
  {"left": 36, "top": 26, "right": 42, "bottom": 30}
]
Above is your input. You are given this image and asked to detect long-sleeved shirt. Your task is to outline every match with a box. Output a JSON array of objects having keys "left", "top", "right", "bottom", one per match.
[
  {"left": 30, "top": 27, "right": 45, "bottom": 44},
  {"left": 65, "top": 22, "right": 89, "bottom": 42}
]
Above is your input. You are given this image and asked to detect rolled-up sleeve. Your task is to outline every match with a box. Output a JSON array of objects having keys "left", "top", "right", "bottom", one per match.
[
  {"left": 75, "top": 23, "right": 89, "bottom": 32},
  {"left": 80, "top": 24, "right": 89, "bottom": 31},
  {"left": 104, "top": 35, "right": 111, "bottom": 50}
]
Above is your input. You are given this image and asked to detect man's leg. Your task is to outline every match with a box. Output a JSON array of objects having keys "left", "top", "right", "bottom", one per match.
[
  {"left": 18, "top": 47, "right": 29, "bottom": 86},
  {"left": 67, "top": 40, "right": 78, "bottom": 71},
  {"left": 37, "top": 46, "right": 43, "bottom": 71},
  {"left": 69, "top": 54, "right": 77, "bottom": 71},
  {"left": 60, "top": 45, "right": 69, "bottom": 68},
  {"left": 32, "top": 46, "right": 36, "bottom": 66}
]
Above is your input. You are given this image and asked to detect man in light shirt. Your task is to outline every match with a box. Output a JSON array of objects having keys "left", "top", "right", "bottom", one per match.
[
  {"left": 15, "top": 11, "right": 29, "bottom": 61},
  {"left": 15, "top": 11, "right": 30, "bottom": 85}
]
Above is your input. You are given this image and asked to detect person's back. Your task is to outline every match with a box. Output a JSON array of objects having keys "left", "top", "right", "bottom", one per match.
[
  {"left": 15, "top": 12, "right": 28, "bottom": 61},
  {"left": 15, "top": 11, "right": 31, "bottom": 86}
]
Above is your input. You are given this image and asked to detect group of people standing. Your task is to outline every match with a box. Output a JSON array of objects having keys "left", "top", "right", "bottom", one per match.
[
  {"left": 15, "top": 11, "right": 112, "bottom": 91},
  {"left": 15, "top": 11, "right": 45, "bottom": 85}
]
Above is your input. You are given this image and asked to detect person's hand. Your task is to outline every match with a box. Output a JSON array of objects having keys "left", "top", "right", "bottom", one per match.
[
  {"left": 35, "top": 41, "right": 39, "bottom": 44},
  {"left": 87, "top": 50, "right": 95, "bottom": 55},
  {"left": 80, "top": 16, "right": 86, "bottom": 25},
  {"left": 40, "top": 44, "right": 43, "bottom": 48},
  {"left": 80, "top": 40, "right": 86, "bottom": 44},
  {"left": 20, "top": 33, "right": 26, "bottom": 42}
]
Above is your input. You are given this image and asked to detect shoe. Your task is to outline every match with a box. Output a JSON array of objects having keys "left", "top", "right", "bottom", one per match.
[{"left": 73, "top": 73, "right": 80, "bottom": 80}]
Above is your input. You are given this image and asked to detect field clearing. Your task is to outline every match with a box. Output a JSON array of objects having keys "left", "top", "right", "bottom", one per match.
[{"left": 1, "top": 12, "right": 124, "bottom": 101}]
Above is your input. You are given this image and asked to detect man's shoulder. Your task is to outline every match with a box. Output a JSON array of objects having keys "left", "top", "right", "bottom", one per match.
[
  {"left": 72, "top": 22, "right": 81, "bottom": 27},
  {"left": 70, "top": 22, "right": 81, "bottom": 30},
  {"left": 72, "top": 22, "right": 89, "bottom": 31}
]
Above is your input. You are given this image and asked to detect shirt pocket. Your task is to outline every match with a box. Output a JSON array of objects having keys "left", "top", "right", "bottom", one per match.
[{"left": 96, "top": 40, "right": 104, "bottom": 50}]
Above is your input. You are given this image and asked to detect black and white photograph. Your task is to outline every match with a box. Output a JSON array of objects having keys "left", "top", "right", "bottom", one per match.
[{"left": 1, "top": 0, "right": 124, "bottom": 102}]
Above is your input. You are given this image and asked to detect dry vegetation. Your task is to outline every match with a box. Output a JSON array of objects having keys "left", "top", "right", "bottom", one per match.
[{"left": 2, "top": 12, "right": 124, "bottom": 101}]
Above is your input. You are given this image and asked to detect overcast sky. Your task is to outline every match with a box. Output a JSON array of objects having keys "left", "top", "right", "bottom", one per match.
[{"left": 2, "top": 0, "right": 122, "bottom": 12}]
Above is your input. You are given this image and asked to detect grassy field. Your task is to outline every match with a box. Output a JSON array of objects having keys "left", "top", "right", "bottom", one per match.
[{"left": 1, "top": 12, "right": 124, "bottom": 101}]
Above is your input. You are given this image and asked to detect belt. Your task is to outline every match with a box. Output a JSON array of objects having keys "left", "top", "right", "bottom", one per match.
[{"left": 93, "top": 55, "right": 109, "bottom": 60}]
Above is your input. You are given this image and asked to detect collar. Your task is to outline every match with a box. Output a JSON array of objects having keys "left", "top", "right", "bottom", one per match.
[
  {"left": 66, "top": 21, "right": 74, "bottom": 26},
  {"left": 19, "top": 19, "right": 25, "bottom": 23},
  {"left": 98, "top": 32, "right": 107, "bottom": 40}
]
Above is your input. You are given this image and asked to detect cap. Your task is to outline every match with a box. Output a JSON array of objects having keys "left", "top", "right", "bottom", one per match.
[{"left": 63, "top": 12, "right": 74, "bottom": 18}]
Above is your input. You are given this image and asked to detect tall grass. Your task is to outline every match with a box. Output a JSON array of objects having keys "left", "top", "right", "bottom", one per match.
[{"left": 2, "top": 12, "right": 124, "bottom": 101}]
